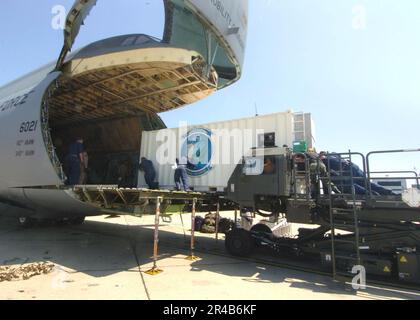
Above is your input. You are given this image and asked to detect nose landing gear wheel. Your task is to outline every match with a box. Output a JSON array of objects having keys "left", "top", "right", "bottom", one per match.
[{"left": 225, "top": 229, "right": 254, "bottom": 257}]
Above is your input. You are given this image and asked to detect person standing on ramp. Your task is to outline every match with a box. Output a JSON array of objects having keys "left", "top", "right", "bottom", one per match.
[
  {"left": 174, "top": 157, "right": 190, "bottom": 192},
  {"left": 139, "top": 157, "right": 159, "bottom": 189},
  {"left": 66, "top": 137, "right": 85, "bottom": 185}
]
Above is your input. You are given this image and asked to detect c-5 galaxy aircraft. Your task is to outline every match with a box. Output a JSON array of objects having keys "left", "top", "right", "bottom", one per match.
[{"left": 0, "top": 0, "right": 248, "bottom": 225}]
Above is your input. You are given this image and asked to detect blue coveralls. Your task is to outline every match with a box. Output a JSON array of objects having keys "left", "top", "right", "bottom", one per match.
[
  {"left": 66, "top": 142, "right": 83, "bottom": 185},
  {"left": 140, "top": 159, "right": 158, "bottom": 189},
  {"left": 175, "top": 164, "right": 190, "bottom": 191}
]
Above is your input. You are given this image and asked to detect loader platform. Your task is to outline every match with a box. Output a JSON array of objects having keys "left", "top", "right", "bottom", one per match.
[{"left": 73, "top": 185, "right": 216, "bottom": 216}]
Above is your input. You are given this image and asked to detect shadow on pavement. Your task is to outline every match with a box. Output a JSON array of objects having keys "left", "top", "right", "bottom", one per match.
[{"left": 0, "top": 215, "right": 419, "bottom": 300}]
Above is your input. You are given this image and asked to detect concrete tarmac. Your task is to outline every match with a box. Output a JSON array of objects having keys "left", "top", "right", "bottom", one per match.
[{"left": 0, "top": 214, "right": 419, "bottom": 300}]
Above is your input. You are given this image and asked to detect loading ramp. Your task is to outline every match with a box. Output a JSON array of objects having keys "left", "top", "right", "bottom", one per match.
[
  {"left": 73, "top": 185, "right": 213, "bottom": 216},
  {"left": 73, "top": 185, "right": 228, "bottom": 275}
]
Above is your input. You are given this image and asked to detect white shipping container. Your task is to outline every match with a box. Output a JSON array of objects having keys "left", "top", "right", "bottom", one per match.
[{"left": 139, "top": 111, "right": 314, "bottom": 191}]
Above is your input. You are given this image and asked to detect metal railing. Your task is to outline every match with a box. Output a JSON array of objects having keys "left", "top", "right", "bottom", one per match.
[
  {"left": 366, "top": 149, "right": 420, "bottom": 196},
  {"left": 325, "top": 152, "right": 368, "bottom": 198}
]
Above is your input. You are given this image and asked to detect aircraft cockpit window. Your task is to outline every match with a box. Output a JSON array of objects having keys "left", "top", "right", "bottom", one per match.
[
  {"left": 121, "top": 36, "right": 137, "bottom": 47},
  {"left": 135, "top": 35, "right": 153, "bottom": 45},
  {"left": 120, "top": 35, "right": 155, "bottom": 47}
]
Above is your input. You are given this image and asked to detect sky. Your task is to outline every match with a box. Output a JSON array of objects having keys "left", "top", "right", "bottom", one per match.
[{"left": 0, "top": 0, "right": 419, "bottom": 174}]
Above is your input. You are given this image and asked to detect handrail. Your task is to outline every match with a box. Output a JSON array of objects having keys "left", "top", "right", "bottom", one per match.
[
  {"left": 324, "top": 151, "right": 368, "bottom": 196},
  {"left": 366, "top": 149, "right": 420, "bottom": 195},
  {"left": 370, "top": 171, "right": 419, "bottom": 188}
]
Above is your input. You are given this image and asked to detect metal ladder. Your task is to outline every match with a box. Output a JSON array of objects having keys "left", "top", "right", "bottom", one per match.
[
  {"left": 327, "top": 152, "right": 362, "bottom": 282},
  {"left": 293, "top": 112, "right": 306, "bottom": 143}
]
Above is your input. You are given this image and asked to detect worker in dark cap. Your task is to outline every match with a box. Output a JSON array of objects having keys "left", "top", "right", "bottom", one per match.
[
  {"left": 139, "top": 157, "right": 158, "bottom": 189},
  {"left": 174, "top": 157, "right": 190, "bottom": 191},
  {"left": 66, "top": 137, "right": 85, "bottom": 185}
]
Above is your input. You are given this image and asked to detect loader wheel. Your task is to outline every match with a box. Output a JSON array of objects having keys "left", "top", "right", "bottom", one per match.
[
  {"left": 251, "top": 224, "right": 273, "bottom": 234},
  {"left": 251, "top": 224, "right": 273, "bottom": 247},
  {"left": 225, "top": 229, "right": 254, "bottom": 257}
]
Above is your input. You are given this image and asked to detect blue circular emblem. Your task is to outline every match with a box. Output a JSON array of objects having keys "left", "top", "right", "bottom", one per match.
[{"left": 181, "top": 128, "right": 213, "bottom": 177}]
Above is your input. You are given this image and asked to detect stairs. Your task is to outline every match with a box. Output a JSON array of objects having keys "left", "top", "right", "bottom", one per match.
[{"left": 327, "top": 152, "right": 362, "bottom": 281}]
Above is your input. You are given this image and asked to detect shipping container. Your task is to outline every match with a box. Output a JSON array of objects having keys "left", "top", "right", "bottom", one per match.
[{"left": 138, "top": 111, "right": 315, "bottom": 192}]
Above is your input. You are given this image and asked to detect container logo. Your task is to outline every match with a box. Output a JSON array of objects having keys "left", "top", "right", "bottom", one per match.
[{"left": 181, "top": 128, "right": 213, "bottom": 177}]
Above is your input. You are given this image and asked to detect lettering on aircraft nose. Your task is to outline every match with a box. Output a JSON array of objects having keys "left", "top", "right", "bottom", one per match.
[
  {"left": 0, "top": 90, "right": 34, "bottom": 114},
  {"left": 210, "top": 0, "right": 233, "bottom": 26}
]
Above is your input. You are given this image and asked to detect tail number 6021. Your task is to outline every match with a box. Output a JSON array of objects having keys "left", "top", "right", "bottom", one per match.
[{"left": 19, "top": 121, "right": 38, "bottom": 133}]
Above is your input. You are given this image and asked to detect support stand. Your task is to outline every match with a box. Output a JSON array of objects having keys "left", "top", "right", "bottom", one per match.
[
  {"left": 215, "top": 202, "right": 220, "bottom": 241},
  {"left": 186, "top": 198, "right": 200, "bottom": 261},
  {"left": 145, "top": 197, "right": 164, "bottom": 275},
  {"left": 180, "top": 206, "right": 187, "bottom": 243}
]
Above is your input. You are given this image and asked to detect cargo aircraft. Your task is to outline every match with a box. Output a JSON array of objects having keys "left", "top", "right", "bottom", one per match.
[{"left": 0, "top": 0, "right": 248, "bottom": 225}]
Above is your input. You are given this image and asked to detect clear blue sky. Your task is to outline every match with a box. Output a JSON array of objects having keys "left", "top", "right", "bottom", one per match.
[{"left": 0, "top": 0, "right": 419, "bottom": 173}]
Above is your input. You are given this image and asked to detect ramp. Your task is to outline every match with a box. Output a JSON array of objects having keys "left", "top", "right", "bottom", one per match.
[{"left": 73, "top": 186, "right": 212, "bottom": 215}]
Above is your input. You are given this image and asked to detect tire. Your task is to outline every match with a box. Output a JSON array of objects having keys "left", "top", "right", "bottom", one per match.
[
  {"left": 251, "top": 224, "right": 273, "bottom": 234},
  {"left": 250, "top": 224, "right": 273, "bottom": 247},
  {"left": 225, "top": 229, "right": 254, "bottom": 257},
  {"left": 17, "top": 217, "right": 36, "bottom": 228}
]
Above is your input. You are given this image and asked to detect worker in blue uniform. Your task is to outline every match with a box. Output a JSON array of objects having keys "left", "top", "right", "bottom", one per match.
[
  {"left": 139, "top": 157, "right": 159, "bottom": 189},
  {"left": 66, "top": 137, "right": 85, "bottom": 185},
  {"left": 174, "top": 157, "right": 190, "bottom": 191}
]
